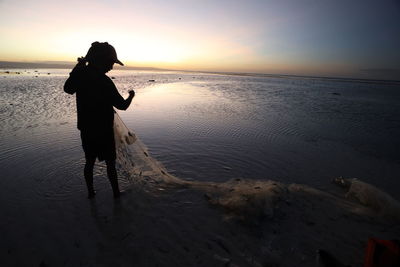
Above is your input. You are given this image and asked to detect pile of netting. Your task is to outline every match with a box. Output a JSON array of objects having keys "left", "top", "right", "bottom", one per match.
[{"left": 113, "top": 112, "right": 184, "bottom": 186}]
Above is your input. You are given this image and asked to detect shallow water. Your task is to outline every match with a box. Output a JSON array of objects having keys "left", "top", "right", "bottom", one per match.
[{"left": 1, "top": 69, "right": 400, "bottom": 201}]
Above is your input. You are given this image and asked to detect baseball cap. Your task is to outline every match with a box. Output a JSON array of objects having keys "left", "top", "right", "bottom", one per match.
[{"left": 85, "top": 41, "right": 124, "bottom": 66}]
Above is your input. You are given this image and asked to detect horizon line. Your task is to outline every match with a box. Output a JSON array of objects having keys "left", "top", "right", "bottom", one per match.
[{"left": 1, "top": 60, "right": 399, "bottom": 84}]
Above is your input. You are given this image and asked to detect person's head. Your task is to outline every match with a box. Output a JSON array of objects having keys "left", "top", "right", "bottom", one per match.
[{"left": 85, "top": 42, "right": 123, "bottom": 73}]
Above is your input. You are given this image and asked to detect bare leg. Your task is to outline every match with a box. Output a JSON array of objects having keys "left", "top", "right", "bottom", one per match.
[
  {"left": 84, "top": 156, "right": 96, "bottom": 199},
  {"left": 106, "top": 159, "right": 120, "bottom": 198}
]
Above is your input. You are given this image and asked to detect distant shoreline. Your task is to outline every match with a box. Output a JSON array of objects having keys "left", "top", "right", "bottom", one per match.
[
  {"left": 1, "top": 60, "right": 399, "bottom": 85},
  {"left": 191, "top": 70, "right": 400, "bottom": 86}
]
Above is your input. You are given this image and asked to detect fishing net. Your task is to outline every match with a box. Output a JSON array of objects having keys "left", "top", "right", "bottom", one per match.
[{"left": 113, "top": 112, "right": 184, "bottom": 186}]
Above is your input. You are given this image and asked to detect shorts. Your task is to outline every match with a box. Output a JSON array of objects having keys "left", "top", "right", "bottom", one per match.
[{"left": 80, "top": 127, "right": 116, "bottom": 161}]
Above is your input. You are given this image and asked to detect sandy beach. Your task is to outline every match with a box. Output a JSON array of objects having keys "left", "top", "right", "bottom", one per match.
[
  {"left": 2, "top": 174, "right": 400, "bottom": 266},
  {"left": 2, "top": 124, "right": 399, "bottom": 267}
]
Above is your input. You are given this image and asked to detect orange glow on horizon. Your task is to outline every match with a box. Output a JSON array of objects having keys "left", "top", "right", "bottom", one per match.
[{"left": 1, "top": 0, "right": 399, "bottom": 80}]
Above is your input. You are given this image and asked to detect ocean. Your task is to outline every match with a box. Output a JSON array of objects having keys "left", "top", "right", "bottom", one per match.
[{"left": 1, "top": 69, "right": 399, "bottom": 201}]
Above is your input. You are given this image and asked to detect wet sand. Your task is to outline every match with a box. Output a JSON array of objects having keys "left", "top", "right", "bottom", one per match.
[{"left": 2, "top": 131, "right": 399, "bottom": 267}]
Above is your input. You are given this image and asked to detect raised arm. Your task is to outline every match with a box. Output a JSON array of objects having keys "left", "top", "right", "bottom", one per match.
[
  {"left": 111, "top": 86, "right": 135, "bottom": 110},
  {"left": 64, "top": 57, "right": 87, "bottom": 95}
]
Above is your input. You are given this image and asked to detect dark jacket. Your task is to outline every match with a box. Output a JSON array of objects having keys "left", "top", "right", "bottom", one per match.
[{"left": 64, "top": 65, "right": 131, "bottom": 131}]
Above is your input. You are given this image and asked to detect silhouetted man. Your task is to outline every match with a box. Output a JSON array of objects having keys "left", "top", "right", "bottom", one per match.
[{"left": 64, "top": 42, "right": 135, "bottom": 199}]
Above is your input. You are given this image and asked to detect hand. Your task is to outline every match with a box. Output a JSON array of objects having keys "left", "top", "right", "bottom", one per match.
[
  {"left": 76, "top": 57, "right": 87, "bottom": 66},
  {"left": 129, "top": 90, "right": 135, "bottom": 97},
  {"left": 71, "top": 57, "right": 87, "bottom": 73}
]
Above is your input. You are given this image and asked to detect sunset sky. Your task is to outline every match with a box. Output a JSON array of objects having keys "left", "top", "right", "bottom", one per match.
[{"left": 1, "top": 0, "right": 399, "bottom": 79}]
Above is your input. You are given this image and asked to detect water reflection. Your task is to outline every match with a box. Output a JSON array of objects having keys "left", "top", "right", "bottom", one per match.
[{"left": 1, "top": 70, "right": 399, "bottom": 199}]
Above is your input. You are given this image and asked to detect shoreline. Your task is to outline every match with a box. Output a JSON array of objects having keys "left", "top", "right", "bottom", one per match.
[
  {"left": 1, "top": 131, "right": 399, "bottom": 266},
  {"left": 112, "top": 127, "right": 400, "bottom": 266},
  {"left": 4, "top": 173, "right": 399, "bottom": 266}
]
